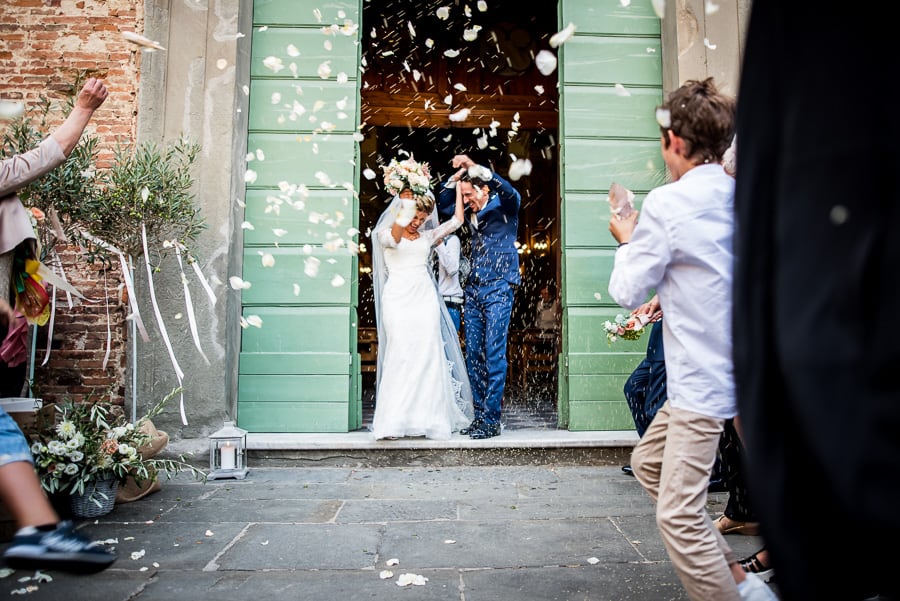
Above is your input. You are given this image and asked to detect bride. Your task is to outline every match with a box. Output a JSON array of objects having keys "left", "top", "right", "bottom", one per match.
[{"left": 370, "top": 157, "right": 473, "bottom": 440}]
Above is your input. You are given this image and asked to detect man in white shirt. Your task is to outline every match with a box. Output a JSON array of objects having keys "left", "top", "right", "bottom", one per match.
[
  {"left": 434, "top": 233, "right": 463, "bottom": 332},
  {"left": 608, "top": 78, "right": 775, "bottom": 601}
]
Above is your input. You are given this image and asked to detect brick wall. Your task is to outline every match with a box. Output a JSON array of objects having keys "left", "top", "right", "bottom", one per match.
[{"left": 0, "top": 1, "right": 144, "bottom": 406}]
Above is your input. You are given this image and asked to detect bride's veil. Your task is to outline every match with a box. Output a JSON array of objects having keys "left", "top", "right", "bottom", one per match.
[{"left": 369, "top": 195, "right": 474, "bottom": 422}]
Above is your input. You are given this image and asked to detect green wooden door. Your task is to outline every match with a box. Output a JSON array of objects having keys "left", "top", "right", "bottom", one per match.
[
  {"left": 238, "top": 0, "right": 362, "bottom": 432},
  {"left": 558, "top": 0, "right": 664, "bottom": 430}
]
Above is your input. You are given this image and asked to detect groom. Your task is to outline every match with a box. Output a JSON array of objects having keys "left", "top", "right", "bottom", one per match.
[{"left": 438, "top": 154, "right": 521, "bottom": 439}]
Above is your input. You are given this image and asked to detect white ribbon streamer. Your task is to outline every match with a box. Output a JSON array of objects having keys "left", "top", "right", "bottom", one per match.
[
  {"left": 174, "top": 244, "right": 209, "bottom": 365},
  {"left": 78, "top": 229, "right": 149, "bottom": 342},
  {"left": 189, "top": 256, "right": 217, "bottom": 306},
  {"left": 141, "top": 224, "right": 187, "bottom": 425},
  {"left": 101, "top": 270, "right": 111, "bottom": 370},
  {"left": 41, "top": 279, "right": 56, "bottom": 367}
]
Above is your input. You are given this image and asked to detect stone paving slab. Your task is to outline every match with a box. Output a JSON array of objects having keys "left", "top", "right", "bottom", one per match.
[{"left": 0, "top": 465, "right": 772, "bottom": 600}]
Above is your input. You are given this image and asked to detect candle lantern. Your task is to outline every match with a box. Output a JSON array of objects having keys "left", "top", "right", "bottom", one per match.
[{"left": 208, "top": 421, "right": 248, "bottom": 480}]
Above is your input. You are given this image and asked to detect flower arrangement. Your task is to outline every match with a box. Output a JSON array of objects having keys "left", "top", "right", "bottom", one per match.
[
  {"left": 29, "top": 388, "right": 204, "bottom": 497},
  {"left": 603, "top": 313, "right": 650, "bottom": 344},
  {"left": 382, "top": 156, "right": 432, "bottom": 198}
]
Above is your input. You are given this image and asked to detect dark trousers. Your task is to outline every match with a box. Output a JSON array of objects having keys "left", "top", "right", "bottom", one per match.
[{"left": 464, "top": 280, "right": 514, "bottom": 426}]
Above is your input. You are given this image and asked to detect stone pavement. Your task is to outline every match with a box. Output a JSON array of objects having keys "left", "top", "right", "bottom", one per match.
[{"left": 0, "top": 463, "right": 772, "bottom": 600}]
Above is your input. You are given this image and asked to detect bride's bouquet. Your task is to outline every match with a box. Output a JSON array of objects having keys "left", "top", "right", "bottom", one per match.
[
  {"left": 382, "top": 156, "right": 432, "bottom": 198},
  {"left": 603, "top": 313, "right": 650, "bottom": 344}
]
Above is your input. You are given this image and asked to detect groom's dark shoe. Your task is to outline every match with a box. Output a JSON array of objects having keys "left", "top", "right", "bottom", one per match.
[
  {"left": 460, "top": 420, "right": 484, "bottom": 436},
  {"left": 468, "top": 423, "right": 500, "bottom": 439}
]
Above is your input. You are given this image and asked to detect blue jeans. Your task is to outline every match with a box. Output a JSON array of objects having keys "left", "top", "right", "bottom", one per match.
[
  {"left": 464, "top": 280, "right": 515, "bottom": 426},
  {"left": 445, "top": 304, "right": 462, "bottom": 333},
  {"left": 0, "top": 408, "right": 34, "bottom": 467}
]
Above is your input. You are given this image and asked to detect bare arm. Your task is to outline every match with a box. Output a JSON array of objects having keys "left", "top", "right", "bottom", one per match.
[{"left": 50, "top": 78, "right": 108, "bottom": 157}]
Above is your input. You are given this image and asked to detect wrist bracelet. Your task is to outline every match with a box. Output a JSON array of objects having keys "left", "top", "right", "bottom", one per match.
[{"left": 617, "top": 242, "right": 629, "bottom": 248}]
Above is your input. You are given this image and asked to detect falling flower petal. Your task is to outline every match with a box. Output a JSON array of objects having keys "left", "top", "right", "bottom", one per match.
[
  {"left": 448, "top": 108, "right": 471, "bottom": 122},
  {"left": 363, "top": 168, "right": 377, "bottom": 180},
  {"left": 444, "top": 539, "right": 456, "bottom": 544},
  {"left": 655, "top": 107, "right": 672, "bottom": 128},
  {"left": 122, "top": 31, "right": 166, "bottom": 51},
  {"left": 293, "top": 283, "right": 301, "bottom": 296},
  {"left": 244, "top": 169, "right": 258, "bottom": 184},
  {"left": 588, "top": 557, "right": 600, "bottom": 564},
  {"left": 205, "top": 530, "right": 214, "bottom": 537},
  {"left": 380, "top": 570, "right": 394, "bottom": 579},
  {"left": 0, "top": 101, "right": 24, "bottom": 121},
  {"left": 705, "top": 1, "right": 720, "bottom": 14},
  {"left": 593, "top": 292, "right": 603, "bottom": 300},
  {"left": 216, "top": 58, "right": 228, "bottom": 70},
  {"left": 261, "top": 253, "right": 275, "bottom": 268},
  {"left": 534, "top": 85, "right": 545, "bottom": 95},
  {"left": 130, "top": 550, "right": 146, "bottom": 560},
  {"left": 549, "top": 23, "right": 576, "bottom": 48},
  {"left": 386, "top": 558, "right": 400, "bottom": 566},
  {"left": 443, "top": 94, "right": 453, "bottom": 105},
  {"left": 229, "top": 276, "right": 252, "bottom": 290},
  {"left": 703, "top": 38, "right": 717, "bottom": 50},
  {"left": 508, "top": 158, "right": 533, "bottom": 181},
  {"left": 331, "top": 274, "right": 345, "bottom": 287},
  {"left": 317, "top": 61, "right": 332, "bottom": 79},
  {"left": 535, "top": 50, "right": 557, "bottom": 75},
  {"left": 614, "top": 83, "right": 631, "bottom": 97},
  {"left": 286, "top": 44, "right": 300, "bottom": 57},
  {"left": 463, "top": 26, "right": 481, "bottom": 42},
  {"left": 304, "top": 256, "right": 321, "bottom": 277},
  {"left": 620, "top": 0, "right": 631, "bottom": 5},
  {"left": 436, "top": 6, "right": 450, "bottom": 19},
  {"left": 425, "top": 38, "right": 434, "bottom": 48},
  {"left": 262, "top": 56, "right": 284, "bottom": 73},
  {"left": 246, "top": 315, "right": 263, "bottom": 328},
  {"left": 651, "top": 0, "right": 665, "bottom": 18},
  {"left": 477, "top": 0, "right": 488, "bottom": 10},
  {"left": 443, "top": 48, "right": 460, "bottom": 58}
]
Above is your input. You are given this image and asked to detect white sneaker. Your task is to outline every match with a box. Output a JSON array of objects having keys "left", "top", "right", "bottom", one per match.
[{"left": 737, "top": 572, "right": 778, "bottom": 601}]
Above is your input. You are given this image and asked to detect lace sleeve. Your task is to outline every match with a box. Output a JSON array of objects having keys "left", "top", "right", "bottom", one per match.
[
  {"left": 375, "top": 225, "right": 399, "bottom": 249},
  {"left": 426, "top": 215, "right": 462, "bottom": 245}
]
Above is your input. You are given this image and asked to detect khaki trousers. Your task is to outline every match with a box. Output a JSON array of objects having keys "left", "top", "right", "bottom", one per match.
[{"left": 631, "top": 400, "right": 740, "bottom": 601}]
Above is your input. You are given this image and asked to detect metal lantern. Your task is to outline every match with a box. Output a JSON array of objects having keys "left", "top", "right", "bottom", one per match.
[{"left": 208, "top": 421, "right": 248, "bottom": 480}]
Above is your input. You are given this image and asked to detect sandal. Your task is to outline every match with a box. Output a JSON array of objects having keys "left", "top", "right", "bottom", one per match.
[
  {"left": 714, "top": 514, "right": 760, "bottom": 536},
  {"left": 739, "top": 547, "right": 775, "bottom": 583}
]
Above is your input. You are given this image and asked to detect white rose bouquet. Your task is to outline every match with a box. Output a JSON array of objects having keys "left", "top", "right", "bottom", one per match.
[{"left": 382, "top": 157, "right": 432, "bottom": 198}]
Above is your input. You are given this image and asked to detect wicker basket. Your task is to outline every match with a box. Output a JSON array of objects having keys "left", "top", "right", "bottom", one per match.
[{"left": 69, "top": 477, "right": 118, "bottom": 519}]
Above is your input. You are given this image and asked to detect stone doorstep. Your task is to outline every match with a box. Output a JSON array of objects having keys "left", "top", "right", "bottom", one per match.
[{"left": 243, "top": 429, "right": 640, "bottom": 468}]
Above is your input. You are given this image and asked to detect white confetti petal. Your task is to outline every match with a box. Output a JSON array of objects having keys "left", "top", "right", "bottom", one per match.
[
  {"left": 229, "top": 276, "right": 252, "bottom": 290},
  {"left": 614, "top": 83, "right": 631, "bottom": 97},
  {"left": 444, "top": 539, "right": 456, "bottom": 544},
  {"left": 293, "top": 283, "right": 301, "bottom": 296},
  {"left": 244, "top": 169, "right": 258, "bottom": 184},
  {"left": 535, "top": 50, "right": 557, "bottom": 76},
  {"left": 261, "top": 540, "right": 269, "bottom": 545},
  {"left": 363, "top": 168, "right": 376, "bottom": 180},
  {"left": 436, "top": 6, "right": 450, "bottom": 20},
  {"left": 262, "top": 55, "right": 284, "bottom": 73},
  {"left": 463, "top": 26, "right": 481, "bottom": 42},
  {"left": 593, "top": 292, "right": 603, "bottom": 300},
  {"left": 216, "top": 58, "right": 228, "bottom": 70},
  {"left": 655, "top": 107, "right": 672, "bottom": 129},
  {"left": 396, "top": 573, "right": 428, "bottom": 587},
  {"left": 246, "top": 315, "right": 263, "bottom": 328},
  {"left": 703, "top": 38, "right": 717, "bottom": 50},
  {"left": 443, "top": 49, "right": 460, "bottom": 58},
  {"left": 331, "top": 274, "right": 345, "bottom": 287},
  {"left": 549, "top": 22, "right": 576, "bottom": 48},
  {"left": 304, "top": 256, "right": 321, "bottom": 277},
  {"left": 508, "top": 158, "right": 533, "bottom": 181},
  {"left": 261, "top": 253, "right": 275, "bottom": 268},
  {"left": 205, "top": 530, "right": 214, "bottom": 537},
  {"left": 444, "top": 94, "right": 453, "bottom": 105},
  {"left": 122, "top": 31, "right": 166, "bottom": 51},
  {"left": 317, "top": 61, "right": 332, "bottom": 79},
  {"left": 448, "top": 108, "right": 471, "bottom": 122},
  {"left": 477, "top": 0, "right": 488, "bottom": 10},
  {"left": 588, "top": 556, "right": 600, "bottom": 564},
  {"left": 705, "top": 1, "right": 719, "bottom": 14},
  {"left": 386, "top": 558, "right": 400, "bottom": 566},
  {"left": 620, "top": 0, "right": 631, "bottom": 5},
  {"left": 0, "top": 101, "right": 24, "bottom": 121},
  {"left": 380, "top": 570, "right": 394, "bottom": 579},
  {"left": 131, "top": 550, "right": 146, "bottom": 560},
  {"left": 534, "top": 85, "right": 545, "bottom": 95},
  {"left": 272, "top": 228, "right": 288, "bottom": 237},
  {"left": 425, "top": 38, "right": 434, "bottom": 48}
]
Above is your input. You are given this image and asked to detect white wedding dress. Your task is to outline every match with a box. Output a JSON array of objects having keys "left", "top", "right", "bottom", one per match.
[{"left": 371, "top": 215, "right": 472, "bottom": 440}]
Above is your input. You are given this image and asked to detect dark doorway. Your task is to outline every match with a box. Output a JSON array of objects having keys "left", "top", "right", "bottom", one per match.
[{"left": 358, "top": 1, "right": 561, "bottom": 429}]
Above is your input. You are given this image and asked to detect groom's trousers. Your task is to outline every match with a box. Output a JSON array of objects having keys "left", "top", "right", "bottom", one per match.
[{"left": 463, "top": 279, "right": 515, "bottom": 426}]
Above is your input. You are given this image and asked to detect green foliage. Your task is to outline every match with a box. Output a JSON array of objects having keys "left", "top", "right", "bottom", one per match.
[
  {"left": 77, "top": 138, "right": 205, "bottom": 260},
  {"left": 0, "top": 75, "right": 205, "bottom": 263}
]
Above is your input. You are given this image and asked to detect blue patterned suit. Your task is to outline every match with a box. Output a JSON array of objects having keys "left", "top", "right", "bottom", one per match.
[{"left": 438, "top": 172, "right": 520, "bottom": 430}]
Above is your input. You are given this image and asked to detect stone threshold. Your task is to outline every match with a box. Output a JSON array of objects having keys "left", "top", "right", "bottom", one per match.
[{"left": 247, "top": 429, "right": 639, "bottom": 451}]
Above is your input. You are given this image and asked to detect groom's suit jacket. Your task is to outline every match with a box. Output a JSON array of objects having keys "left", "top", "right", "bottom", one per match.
[{"left": 437, "top": 172, "right": 521, "bottom": 287}]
